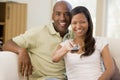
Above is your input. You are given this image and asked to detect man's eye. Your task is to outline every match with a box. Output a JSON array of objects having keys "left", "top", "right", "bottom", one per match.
[
  {"left": 56, "top": 13, "right": 60, "bottom": 16},
  {"left": 65, "top": 12, "right": 70, "bottom": 16}
]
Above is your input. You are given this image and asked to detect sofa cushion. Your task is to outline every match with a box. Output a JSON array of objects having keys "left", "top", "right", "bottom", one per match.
[
  {"left": 107, "top": 38, "right": 120, "bottom": 70},
  {"left": 111, "top": 58, "right": 120, "bottom": 80},
  {"left": 107, "top": 38, "right": 120, "bottom": 79}
]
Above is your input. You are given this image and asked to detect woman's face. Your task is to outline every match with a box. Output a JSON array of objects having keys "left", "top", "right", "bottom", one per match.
[{"left": 71, "top": 13, "right": 88, "bottom": 38}]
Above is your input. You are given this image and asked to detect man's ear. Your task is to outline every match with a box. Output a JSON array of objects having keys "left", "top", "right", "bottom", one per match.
[{"left": 52, "top": 13, "right": 54, "bottom": 20}]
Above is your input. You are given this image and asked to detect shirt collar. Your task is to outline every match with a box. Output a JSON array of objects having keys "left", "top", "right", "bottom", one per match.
[
  {"left": 48, "top": 23, "right": 58, "bottom": 35},
  {"left": 48, "top": 23, "right": 72, "bottom": 40}
]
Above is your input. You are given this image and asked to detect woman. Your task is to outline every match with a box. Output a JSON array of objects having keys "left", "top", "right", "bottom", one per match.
[{"left": 52, "top": 6, "right": 114, "bottom": 80}]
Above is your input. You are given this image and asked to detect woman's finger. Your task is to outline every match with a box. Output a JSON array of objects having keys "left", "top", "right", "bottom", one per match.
[{"left": 69, "top": 41, "right": 74, "bottom": 47}]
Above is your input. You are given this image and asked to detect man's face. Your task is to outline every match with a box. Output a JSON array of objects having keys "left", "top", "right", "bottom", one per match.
[{"left": 52, "top": 3, "right": 71, "bottom": 34}]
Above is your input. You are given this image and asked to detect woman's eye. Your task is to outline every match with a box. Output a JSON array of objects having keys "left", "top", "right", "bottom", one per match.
[
  {"left": 82, "top": 21, "right": 86, "bottom": 23},
  {"left": 71, "top": 22, "right": 77, "bottom": 25}
]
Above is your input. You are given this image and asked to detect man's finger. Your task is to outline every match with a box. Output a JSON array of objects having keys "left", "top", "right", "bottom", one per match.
[
  {"left": 21, "top": 64, "right": 25, "bottom": 76},
  {"left": 18, "top": 60, "right": 23, "bottom": 73},
  {"left": 29, "top": 64, "right": 33, "bottom": 75}
]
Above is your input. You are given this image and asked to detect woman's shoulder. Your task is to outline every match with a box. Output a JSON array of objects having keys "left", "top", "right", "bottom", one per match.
[
  {"left": 94, "top": 36, "right": 108, "bottom": 51},
  {"left": 94, "top": 36, "right": 108, "bottom": 43}
]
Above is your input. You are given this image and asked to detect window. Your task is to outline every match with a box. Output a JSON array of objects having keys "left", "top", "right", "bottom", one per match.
[{"left": 106, "top": 0, "right": 120, "bottom": 38}]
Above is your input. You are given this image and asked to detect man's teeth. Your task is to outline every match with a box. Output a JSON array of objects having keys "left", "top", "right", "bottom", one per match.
[{"left": 60, "top": 23, "right": 66, "bottom": 26}]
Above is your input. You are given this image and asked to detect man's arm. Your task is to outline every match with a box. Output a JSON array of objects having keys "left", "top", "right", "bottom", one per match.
[
  {"left": 2, "top": 39, "right": 24, "bottom": 54},
  {"left": 2, "top": 39, "right": 33, "bottom": 76}
]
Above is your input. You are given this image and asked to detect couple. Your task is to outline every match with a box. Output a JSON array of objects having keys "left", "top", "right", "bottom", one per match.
[{"left": 2, "top": 0, "right": 114, "bottom": 80}]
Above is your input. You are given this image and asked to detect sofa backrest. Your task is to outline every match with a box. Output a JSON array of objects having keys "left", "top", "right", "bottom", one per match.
[
  {"left": 107, "top": 38, "right": 120, "bottom": 80},
  {"left": 107, "top": 38, "right": 120, "bottom": 70}
]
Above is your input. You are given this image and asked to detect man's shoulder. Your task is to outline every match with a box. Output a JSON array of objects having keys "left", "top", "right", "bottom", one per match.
[{"left": 28, "top": 23, "right": 52, "bottom": 32}]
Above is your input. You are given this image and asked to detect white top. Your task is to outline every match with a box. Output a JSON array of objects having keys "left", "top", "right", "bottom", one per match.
[{"left": 60, "top": 37, "right": 108, "bottom": 80}]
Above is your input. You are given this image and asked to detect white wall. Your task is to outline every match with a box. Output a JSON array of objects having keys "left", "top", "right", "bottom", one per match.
[
  {"left": 17, "top": 0, "right": 53, "bottom": 29},
  {"left": 26, "top": 0, "right": 52, "bottom": 29},
  {"left": 0, "top": 0, "right": 54, "bottom": 29}
]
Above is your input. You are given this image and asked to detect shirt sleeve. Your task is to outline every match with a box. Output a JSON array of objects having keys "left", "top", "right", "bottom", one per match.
[
  {"left": 60, "top": 40, "right": 70, "bottom": 47},
  {"left": 95, "top": 37, "right": 108, "bottom": 53},
  {"left": 60, "top": 40, "right": 67, "bottom": 47},
  {"left": 13, "top": 28, "right": 39, "bottom": 49}
]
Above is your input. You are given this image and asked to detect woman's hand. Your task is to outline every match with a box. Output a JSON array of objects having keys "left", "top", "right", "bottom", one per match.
[{"left": 63, "top": 40, "right": 74, "bottom": 51}]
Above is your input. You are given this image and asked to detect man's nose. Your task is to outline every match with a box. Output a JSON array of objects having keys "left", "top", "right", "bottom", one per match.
[{"left": 60, "top": 14, "right": 65, "bottom": 20}]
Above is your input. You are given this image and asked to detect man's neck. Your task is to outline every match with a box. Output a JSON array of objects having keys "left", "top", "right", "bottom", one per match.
[{"left": 60, "top": 30, "right": 69, "bottom": 38}]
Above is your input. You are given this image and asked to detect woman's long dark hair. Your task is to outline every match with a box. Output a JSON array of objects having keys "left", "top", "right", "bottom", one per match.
[{"left": 71, "top": 6, "right": 95, "bottom": 56}]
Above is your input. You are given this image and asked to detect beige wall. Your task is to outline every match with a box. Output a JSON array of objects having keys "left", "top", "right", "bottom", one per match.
[{"left": 95, "top": 0, "right": 107, "bottom": 36}]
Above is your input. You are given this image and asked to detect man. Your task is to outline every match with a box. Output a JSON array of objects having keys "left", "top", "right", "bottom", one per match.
[{"left": 2, "top": 1, "right": 72, "bottom": 80}]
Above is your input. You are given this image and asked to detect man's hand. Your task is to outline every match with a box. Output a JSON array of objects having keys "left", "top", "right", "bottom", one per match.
[{"left": 18, "top": 48, "right": 33, "bottom": 76}]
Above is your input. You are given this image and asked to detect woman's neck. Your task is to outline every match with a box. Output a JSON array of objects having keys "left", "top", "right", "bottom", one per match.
[
  {"left": 74, "top": 36, "right": 84, "bottom": 42},
  {"left": 73, "top": 37, "right": 85, "bottom": 47},
  {"left": 72, "top": 37, "right": 85, "bottom": 53}
]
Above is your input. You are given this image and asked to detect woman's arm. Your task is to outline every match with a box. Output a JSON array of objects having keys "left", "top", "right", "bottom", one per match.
[
  {"left": 52, "top": 40, "right": 74, "bottom": 62},
  {"left": 99, "top": 45, "right": 115, "bottom": 80},
  {"left": 52, "top": 45, "right": 69, "bottom": 62}
]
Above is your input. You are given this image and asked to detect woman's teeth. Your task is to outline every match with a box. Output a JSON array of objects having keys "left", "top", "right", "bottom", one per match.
[{"left": 77, "top": 29, "right": 82, "bottom": 32}]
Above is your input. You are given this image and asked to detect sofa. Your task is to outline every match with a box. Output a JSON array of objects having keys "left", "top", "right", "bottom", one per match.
[
  {"left": 107, "top": 38, "right": 120, "bottom": 70},
  {"left": 0, "top": 37, "right": 120, "bottom": 80},
  {"left": 0, "top": 51, "right": 25, "bottom": 80},
  {"left": 107, "top": 38, "right": 120, "bottom": 80}
]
